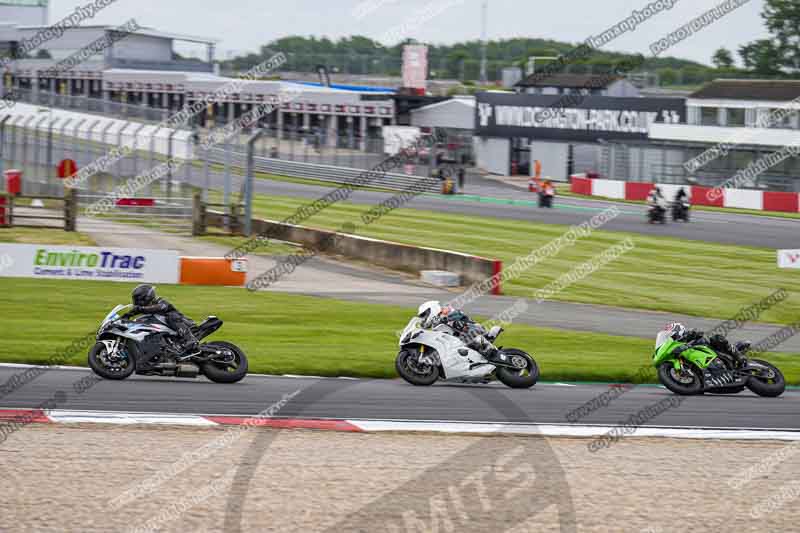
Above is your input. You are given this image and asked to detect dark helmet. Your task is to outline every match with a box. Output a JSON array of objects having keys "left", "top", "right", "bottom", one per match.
[{"left": 132, "top": 284, "right": 156, "bottom": 307}]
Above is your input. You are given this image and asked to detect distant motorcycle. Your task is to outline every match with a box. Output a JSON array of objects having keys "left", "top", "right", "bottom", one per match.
[
  {"left": 653, "top": 326, "right": 785, "bottom": 397},
  {"left": 88, "top": 304, "right": 248, "bottom": 383},
  {"left": 395, "top": 315, "right": 539, "bottom": 388},
  {"left": 671, "top": 200, "right": 691, "bottom": 222}
]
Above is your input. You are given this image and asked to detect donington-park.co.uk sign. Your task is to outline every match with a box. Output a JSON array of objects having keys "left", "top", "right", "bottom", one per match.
[{"left": 778, "top": 249, "right": 800, "bottom": 269}]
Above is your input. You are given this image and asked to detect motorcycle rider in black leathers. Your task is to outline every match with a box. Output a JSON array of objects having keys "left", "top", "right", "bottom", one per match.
[
  {"left": 123, "top": 285, "right": 201, "bottom": 370},
  {"left": 670, "top": 323, "right": 748, "bottom": 368}
]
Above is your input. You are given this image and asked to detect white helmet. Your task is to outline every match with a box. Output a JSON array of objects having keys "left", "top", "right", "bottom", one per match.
[
  {"left": 665, "top": 322, "right": 687, "bottom": 339},
  {"left": 418, "top": 301, "right": 442, "bottom": 321}
]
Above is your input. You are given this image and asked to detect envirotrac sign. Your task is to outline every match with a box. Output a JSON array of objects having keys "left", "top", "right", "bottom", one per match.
[
  {"left": 0, "top": 244, "right": 180, "bottom": 283},
  {"left": 778, "top": 249, "right": 800, "bottom": 269}
]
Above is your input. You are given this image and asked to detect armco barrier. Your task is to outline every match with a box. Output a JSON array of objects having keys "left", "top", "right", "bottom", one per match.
[
  {"left": 206, "top": 212, "right": 501, "bottom": 292},
  {"left": 180, "top": 257, "right": 247, "bottom": 286},
  {"left": 206, "top": 149, "right": 441, "bottom": 194},
  {"left": 571, "top": 175, "right": 800, "bottom": 214}
]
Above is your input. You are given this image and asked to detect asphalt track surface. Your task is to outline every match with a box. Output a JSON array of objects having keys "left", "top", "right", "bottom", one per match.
[
  {"left": 45, "top": 133, "right": 800, "bottom": 248},
  {"left": 238, "top": 173, "right": 800, "bottom": 250},
  {"left": 1, "top": 366, "right": 798, "bottom": 431}
]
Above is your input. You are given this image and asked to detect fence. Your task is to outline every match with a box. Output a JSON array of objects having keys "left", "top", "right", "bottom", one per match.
[
  {"left": 0, "top": 107, "right": 462, "bottom": 236},
  {"left": 0, "top": 191, "right": 78, "bottom": 230}
]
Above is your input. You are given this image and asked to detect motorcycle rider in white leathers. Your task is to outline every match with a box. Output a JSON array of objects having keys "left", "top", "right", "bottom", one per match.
[{"left": 417, "top": 301, "right": 500, "bottom": 360}]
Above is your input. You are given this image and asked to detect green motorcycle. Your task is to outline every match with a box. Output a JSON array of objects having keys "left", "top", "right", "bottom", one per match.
[{"left": 653, "top": 327, "right": 785, "bottom": 397}]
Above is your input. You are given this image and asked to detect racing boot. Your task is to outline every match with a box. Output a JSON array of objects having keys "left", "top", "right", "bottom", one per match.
[
  {"left": 177, "top": 324, "right": 201, "bottom": 356},
  {"left": 732, "top": 342, "right": 750, "bottom": 369}
]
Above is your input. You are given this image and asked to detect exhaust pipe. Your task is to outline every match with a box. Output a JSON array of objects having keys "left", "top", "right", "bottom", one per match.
[{"left": 176, "top": 363, "right": 200, "bottom": 378}]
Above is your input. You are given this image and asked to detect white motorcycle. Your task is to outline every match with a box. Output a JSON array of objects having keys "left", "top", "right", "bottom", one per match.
[{"left": 396, "top": 316, "right": 539, "bottom": 388}]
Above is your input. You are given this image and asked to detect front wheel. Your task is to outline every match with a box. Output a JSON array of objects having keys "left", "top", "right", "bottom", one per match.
[
  {"left": 495, "top": 349, "right": 539, "bottom": 389},
  {"left": 657, "top": 362, "right": 703, "bottom": 395},
  {"left": 396, "top": 348, "right": 440, "bottom": 386},
  {"left": 201, "top": 341, "right": 248, "bottom": 384},
  {"left": 88, "top": 341, "right": 135, "bottom": 380},
  {"left": 745, "top": 359, "right": 785, "bottom": 398}
]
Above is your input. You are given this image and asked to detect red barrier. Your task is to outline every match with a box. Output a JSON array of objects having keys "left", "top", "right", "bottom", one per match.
[
  {"left": 116, "top": 198, "right": 155, "bottom": 207},
  {"left": 763, "top": 191, "right": 799, "bottom": 214},
  {"left": 690, "top": 186, "right": 724, "bottom": 207},
  {"left": 571, "top": 176, "right": 592, "bottom": 196},
  {"left": 625, "top": 182, "right": 652, "bottom": 201},
  {"left": 5, "top": 169, "right": 21, "bottom": 196},
  {"left": 0, "top": 195, "right": 6, "bottom": 226},
  {"left": 491, "top": 260, "right": 503, "bottom": 296}
]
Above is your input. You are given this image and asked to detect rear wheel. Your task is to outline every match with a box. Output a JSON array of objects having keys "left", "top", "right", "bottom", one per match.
[
  {"left": 495, "top": 349, "right": 539, "bottom": 389},
  {"left": 745, "top": 359, "right": 785, "bottom": 398},
  {"left": 658, "top": 362, "right": 703, "bottom": 395},
  {"left": 88, "top": 341, "right": 135, "bottom": 380},
  {"left": 396, "top": 348, "right": 440, "bottom": 386},
  {"left": 201, "top": 341, "right": 248, "bottom": 384}
]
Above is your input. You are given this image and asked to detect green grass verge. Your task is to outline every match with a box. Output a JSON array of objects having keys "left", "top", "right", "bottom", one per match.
[
  {"left": 1, "top": 279, "right": 797, "bottom": 384},
  {"left": 224, "top": 191, "right": 800, "bottom": 325},
  {"left": 0, "top": 227, "right": 95, "bottom": 245}
]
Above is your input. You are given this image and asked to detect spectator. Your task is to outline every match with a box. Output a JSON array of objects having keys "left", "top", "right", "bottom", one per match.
[{"left": 457, "top": 168, "right": 465, "bottom": 192}]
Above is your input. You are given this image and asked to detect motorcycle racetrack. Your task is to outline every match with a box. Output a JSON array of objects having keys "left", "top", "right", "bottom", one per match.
[
  {"left": 2, "top": 366, "right": 799, "bottom": 432},
  {"left": 236, "top": 173, "right": 800, "bottom": 250},
  {"left": 5, "top": 126, "right": 800, "bottom": 533}
]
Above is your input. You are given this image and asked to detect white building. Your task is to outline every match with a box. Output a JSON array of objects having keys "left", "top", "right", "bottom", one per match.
[
  {"left": 650, "top": 79, "right": 800, "bottom": 191},
  {"left": 0, "top": 22, "right": 396, "bottom": 147}
]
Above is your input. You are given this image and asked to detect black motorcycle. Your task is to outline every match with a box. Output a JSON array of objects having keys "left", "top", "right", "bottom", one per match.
[
  {"left": 672, "top": 200, "right": 691, "bottom": 222},
  {"left": 88, "top": 304, "right": 249, "bottom": 383},
  {"left": 647, "top": 204, "right": 667, "bottom": 224}
]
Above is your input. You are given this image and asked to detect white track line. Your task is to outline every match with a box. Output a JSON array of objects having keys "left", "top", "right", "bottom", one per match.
[{"left": 4, "top": 408, "right": 800, "bottom": 441}]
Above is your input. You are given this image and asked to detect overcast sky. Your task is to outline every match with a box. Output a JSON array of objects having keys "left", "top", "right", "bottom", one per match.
[{"left": 49, "top": 0, "right": 770, "bottom": 66}]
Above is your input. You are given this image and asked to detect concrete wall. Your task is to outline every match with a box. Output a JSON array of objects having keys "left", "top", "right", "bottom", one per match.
[
  {"left": 530, "top": 141, "right": 568, "bottom": 181},
  {"left": 475, "top": 137, "right": 510, "bottom": 176},
  {"left": 206, "top": 213, "right": 500, "bottom": 288}
]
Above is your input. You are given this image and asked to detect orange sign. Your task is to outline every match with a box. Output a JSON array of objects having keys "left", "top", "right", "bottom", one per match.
[{"left": 57, "top": 159, "right": 78, "bottom": 179}]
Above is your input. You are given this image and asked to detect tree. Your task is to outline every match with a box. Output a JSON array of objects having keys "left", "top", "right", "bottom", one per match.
[
  {"left": 711, "top": 48, "right": 734, "bottom": 69},
  {"left": 657, "top": 68, "right": 679, "bottom": 86},
  {"left": 739, "top": 40, "right": 782, "bottom": 75},
  {"left": 762, "top": 0, "right": 800, "bottom": 70}
]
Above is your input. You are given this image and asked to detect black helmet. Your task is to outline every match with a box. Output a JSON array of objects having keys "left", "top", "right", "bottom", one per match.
[{"left": 132, "top": 284, "right": 156, "bottom": 307}]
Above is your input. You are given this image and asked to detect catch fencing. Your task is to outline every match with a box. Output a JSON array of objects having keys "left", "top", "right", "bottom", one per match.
[
  {"left": 0, "top": 107, "right": 456, "bottom": 235},
  {"left": 0, "top": 105, "right": 458, "bottom": 195}
]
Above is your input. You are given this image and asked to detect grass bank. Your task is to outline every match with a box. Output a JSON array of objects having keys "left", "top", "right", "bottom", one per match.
[
  {"left": 215, "top": 191, "right": 800, "bottom": 325},
  {"left": 0, "top": 279, "right": 798, "bottom": 384}
]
